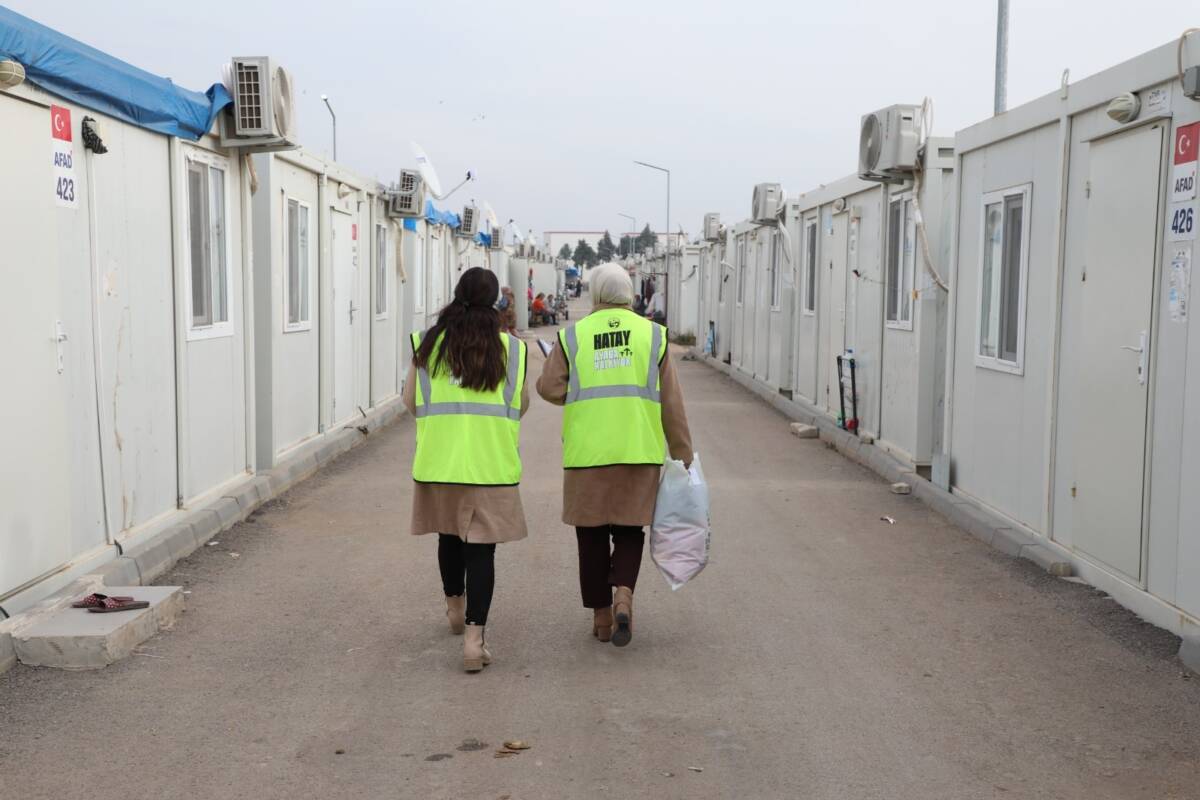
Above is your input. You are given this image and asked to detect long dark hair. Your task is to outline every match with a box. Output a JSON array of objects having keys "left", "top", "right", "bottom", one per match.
[{"left": 414, "top": 267, "right": 506, "bottom": 392}]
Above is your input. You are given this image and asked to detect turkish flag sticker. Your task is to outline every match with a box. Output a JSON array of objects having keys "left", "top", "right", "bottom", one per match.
[
  {"left": 1175, "top": 122, "right": 1199, "bottom": 166},
  {"left": 50, "top": 105, "right": 72, "bottom": 142}
]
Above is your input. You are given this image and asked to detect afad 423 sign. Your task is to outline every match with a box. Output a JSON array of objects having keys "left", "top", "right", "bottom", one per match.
[{"left": 51, "top": 104, "right": 78, "bottom": 209}]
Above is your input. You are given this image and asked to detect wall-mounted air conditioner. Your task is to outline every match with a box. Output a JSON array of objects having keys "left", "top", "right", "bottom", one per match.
[
  {"left": 859, "top": 104, "right": 921, "bottom": 182},
  {"left": 751, "top": 183, "right": 782, "bottom": 224},
  {"left": 489, "top": 228, "right": 505, "bottom": 249},
  {"left": 458, "top": 205, "right": 479, "bottom": 237},
  {"left": 218, "top": 57, "right": 298, "bottom": 151},
  {"left": 703, "top": 212, "right": 722, "bottom": 242},
  {"left": 387, "top": 169, "right": 424, "bottom": 218}
]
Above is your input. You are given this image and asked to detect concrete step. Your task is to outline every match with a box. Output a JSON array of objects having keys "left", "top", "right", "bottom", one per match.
[{"left": 12, "top": 586, "right": 184, "bottom": 670}]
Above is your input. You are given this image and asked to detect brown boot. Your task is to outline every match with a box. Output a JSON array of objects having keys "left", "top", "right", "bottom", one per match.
[
  {"left": 445, "top": 595, "right": 466, "bottom": 635},
  {"left": 612, "top": 586, "right": 634, "bottom": 647},
  {"left": 463, "top": 624, "right": 492, "bottom": 672},
  {"left": 592, "top": 607, "right": 614, "bottom": 642}
]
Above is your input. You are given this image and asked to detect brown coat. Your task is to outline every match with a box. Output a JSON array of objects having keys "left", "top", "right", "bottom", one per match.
[
  {"left": 536, "top": 305, "right": 693, "bottom": 528},
  {"left": 403, "top": 360, "right": 530, "bottom": 544}
]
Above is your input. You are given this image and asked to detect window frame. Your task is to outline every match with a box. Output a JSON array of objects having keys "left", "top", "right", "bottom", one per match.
[
  {"left": 281, "top": 196, "right": 313, "bottom": 333},
  {"left": 183, "top": 151, "right": 235, "bottom": 341},
  {"left": 802, "top": 216, "right": 818, "bottom": 316},
  {"left": 974, "top": 183, "right": 1032, "bottom": 375},
  {"left": 885, "top": 192, "right": 916, "bottom": 331},
  {"left": 374, "top": 222, "right": 389, "bottom": 319}
]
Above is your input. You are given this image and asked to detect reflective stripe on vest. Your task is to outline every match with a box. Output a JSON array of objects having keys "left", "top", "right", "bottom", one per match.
[
  {"left": 414, "top": 333, "right": 522, "bottom": 420},
  {"left": 410, "top": 331, "right": 524, "bottom": 485},
  {"left": 563, "top": 321, "right": 662, "bottom": 405}
]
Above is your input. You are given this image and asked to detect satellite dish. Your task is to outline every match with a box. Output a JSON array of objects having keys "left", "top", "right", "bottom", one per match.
[
  {"left": 510, "top": 221, "right": 525, "bottom": 242},
  {"left": 482, "top": 201, "right": 499, "bottom": 230},
  {"left": 410, "top": 141, "right": 445, "bottom": 199}
]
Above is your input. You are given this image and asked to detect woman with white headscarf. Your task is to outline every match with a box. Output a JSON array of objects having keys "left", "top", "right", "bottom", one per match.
[{"left": 537, "top": 263, "right": 693, "bottom": 647}]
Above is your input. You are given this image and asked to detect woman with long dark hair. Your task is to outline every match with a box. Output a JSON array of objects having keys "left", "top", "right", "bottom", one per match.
[{"left": 404, "top": 267, "right": 529, "bottom": 672}]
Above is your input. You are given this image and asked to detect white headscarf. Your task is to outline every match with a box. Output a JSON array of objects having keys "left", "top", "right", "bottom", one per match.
[{"left": 590, "top": 262, "right": 633, "bottom": 308}]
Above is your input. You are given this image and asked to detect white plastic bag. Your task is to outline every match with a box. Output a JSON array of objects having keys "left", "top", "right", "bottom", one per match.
[{"left": 650, "top": 453, "right": 711, "bottom": 590}]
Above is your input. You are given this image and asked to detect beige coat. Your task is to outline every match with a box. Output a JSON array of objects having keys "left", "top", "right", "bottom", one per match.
[
  {"left": 403, "top": 361, "right": 530, "bottom": 544},
  {"left": 536, "top": 304, "right": 693, "bottom": 528}
]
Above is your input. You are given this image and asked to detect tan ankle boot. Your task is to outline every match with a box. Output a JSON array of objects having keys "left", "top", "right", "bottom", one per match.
[
  {"left": 445, "top": 595, "right": 466, "bottom": 635},
  {"left": 463, "top": 624, "right": 492, "bottom": 672},
  {"left": 612, "top": 586, "right": 634, "bottom": 647},
  {"left": 592, "top": 607, "right": 614, "bottom": 642}
]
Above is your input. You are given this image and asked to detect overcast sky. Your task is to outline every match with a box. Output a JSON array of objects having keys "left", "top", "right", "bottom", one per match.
[{"left": 8, "top": 1, "right": 1199, "bottom": 241}]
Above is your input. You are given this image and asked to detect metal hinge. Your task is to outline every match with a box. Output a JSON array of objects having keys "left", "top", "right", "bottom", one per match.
[{"left": 1085, "top": 181, "right": 1091, "bottom": 198}]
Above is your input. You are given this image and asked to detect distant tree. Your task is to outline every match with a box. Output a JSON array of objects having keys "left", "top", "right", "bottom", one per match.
[
  {"left": 617, "top": 235, "right": 635, "bottom": 258},
  {"left": 573, "top": 239, "right": 598, "bottom": 268},
  {"left": 557, "top": 243, "right": 572, "bottom": 260},
  {"left": 596, "top": 230, "right": 616, "bottom": 263},
  {"left": 636, "top": 224, "right": 657, "bottom": 254}
]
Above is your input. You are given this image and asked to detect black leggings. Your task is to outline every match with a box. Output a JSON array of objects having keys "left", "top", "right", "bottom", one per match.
[{"left": 437, "top": 534, "right": 496, "bottom": 626}]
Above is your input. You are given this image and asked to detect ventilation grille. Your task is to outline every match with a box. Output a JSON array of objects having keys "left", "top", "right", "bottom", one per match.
[
  {"left": 399, "top": 169, "right": 418, "bottom": 194},
  {"left": 235, "top": 61, "right": 266, "bottom": 133},
  {"left": 392, "top": 192, "right": 420, "bottom": 216},
  {"left": 461, "top": 206, "right": 476, "bottom": 233}
]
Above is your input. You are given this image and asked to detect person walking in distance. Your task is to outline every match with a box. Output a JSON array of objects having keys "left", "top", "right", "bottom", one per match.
[
  {"left": 536, "top": 263, "right": 693, "bottom": 647},
  {"left": 404, "top": 268, "right": 529, "bottom": 672}
]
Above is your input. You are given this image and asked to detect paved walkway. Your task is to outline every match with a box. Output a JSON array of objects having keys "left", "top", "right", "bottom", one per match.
[{"left": 2, "top": 303, "right": 1198, "bottom": 799}]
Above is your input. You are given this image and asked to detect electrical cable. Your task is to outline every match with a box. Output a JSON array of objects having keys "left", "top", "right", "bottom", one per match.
[{"left": 911, "top": 96, "right": 949, "bottom": 293}]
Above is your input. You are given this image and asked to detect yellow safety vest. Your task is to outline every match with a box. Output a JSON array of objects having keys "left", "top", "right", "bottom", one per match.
[
  {"left": 410, "top": 330, "right": 526, "bottom": 485},
  {"left": 558, "top": 308, "right": 667, "bottom": 468}
]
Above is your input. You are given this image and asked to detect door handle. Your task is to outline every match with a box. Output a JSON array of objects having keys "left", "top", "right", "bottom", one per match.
[
  {"left": 54, "top": 320, "right": 68, "bottom": 374},
  {"left": 1121, "top": 331, "right": 1147, "bottom": 385}
]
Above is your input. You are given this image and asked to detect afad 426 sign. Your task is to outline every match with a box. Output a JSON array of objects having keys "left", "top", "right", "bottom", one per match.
[
  {"left": 1168, "top": 123, "right": 1199, "bottom": 241},
  {"left": 50, "top": 104, "right": 78, "bottom": 209}
]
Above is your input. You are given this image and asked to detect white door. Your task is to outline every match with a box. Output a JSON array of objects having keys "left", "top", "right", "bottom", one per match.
[
  {"left": 1073, "top": 123, "right": 1164, "bottom": 580},
  {"left": 1, "top": 99, "right": 74, "bottom": 595},
  {"left": 331, "top": 210, "right": 357, "bottom": 424},
  {"left": 717, "top": 244, "right": 733, "bottom": 362}
]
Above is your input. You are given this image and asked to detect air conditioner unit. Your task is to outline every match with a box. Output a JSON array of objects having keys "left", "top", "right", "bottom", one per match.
[
  {"left": 859, "top": 104, "right": 921, "bottom": 182},
  {"left": 703, "top": 213, "right": 722, "bottom": 242},
  {"left": 458, "top": 205, "right": 480, "bottom": 237},
  {"left": 218, "top": 57, "right": 298, "bottom": 151},
  {"left": 751, "top": 183, "right": 782, "bottom": 224},
  {"left": 387, "top": 169, "right": 425, "bottom": 218},
  {"left": 489, "top": 228, "right": 505, "bottom": 250}
]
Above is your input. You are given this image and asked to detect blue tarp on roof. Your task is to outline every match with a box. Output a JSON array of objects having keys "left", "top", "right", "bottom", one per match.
[
  {"left": 424, "top": 200, "right": 461, "bottom": 228},
  {"left": 477, "top": 232, "right": 492, "bottom": 247},
  {"left": 0, "top": 7, "right": 231, "bottom": 140}
]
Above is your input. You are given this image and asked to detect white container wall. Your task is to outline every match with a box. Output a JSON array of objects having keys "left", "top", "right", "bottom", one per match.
[
  {"left": 1, "top": 84, "right": 254, "bottom": 608},
  {"left": 946, "top": 40, "right": 1200, "bottom": 636}
]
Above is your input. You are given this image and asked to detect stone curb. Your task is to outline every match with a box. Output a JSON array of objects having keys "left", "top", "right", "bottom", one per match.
[{"left": 0, "top": 398, "right": 407, "bottom": 676}]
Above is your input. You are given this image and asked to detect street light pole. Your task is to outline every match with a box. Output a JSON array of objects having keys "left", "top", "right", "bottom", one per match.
[
  {"left": 633, "top": 160, "right": 670, "bottom": 319},
  {"left": 994, "top": 0, "right": 1009, "bottom": 116},
  {"left": 321, "top": 94, "right": 337, "bottom": 160}
]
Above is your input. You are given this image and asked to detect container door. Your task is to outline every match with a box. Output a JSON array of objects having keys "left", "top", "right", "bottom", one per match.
[
  {"left": 331, "top": 209, "right": 357, "bottom": 424},
  {"left": 1, "top": 99, "right": 73, "bottom": 596},
  {"left": 1073, "top": 123, "right": 1164, "bottom": 580}
]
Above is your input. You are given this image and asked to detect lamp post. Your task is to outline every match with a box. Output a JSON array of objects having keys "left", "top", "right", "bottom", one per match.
[
  {"left": 633, "top": 160, "right": 670, "bottom": 317},
  {"left": 320, "top": 94, "right": 337, "bottom": 160},
  {"left": 618, "top": 212, "right": 636, "bottom": 262},
  {"left": 994, "top": 0, "right": 1008, "bottom": 115}
]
